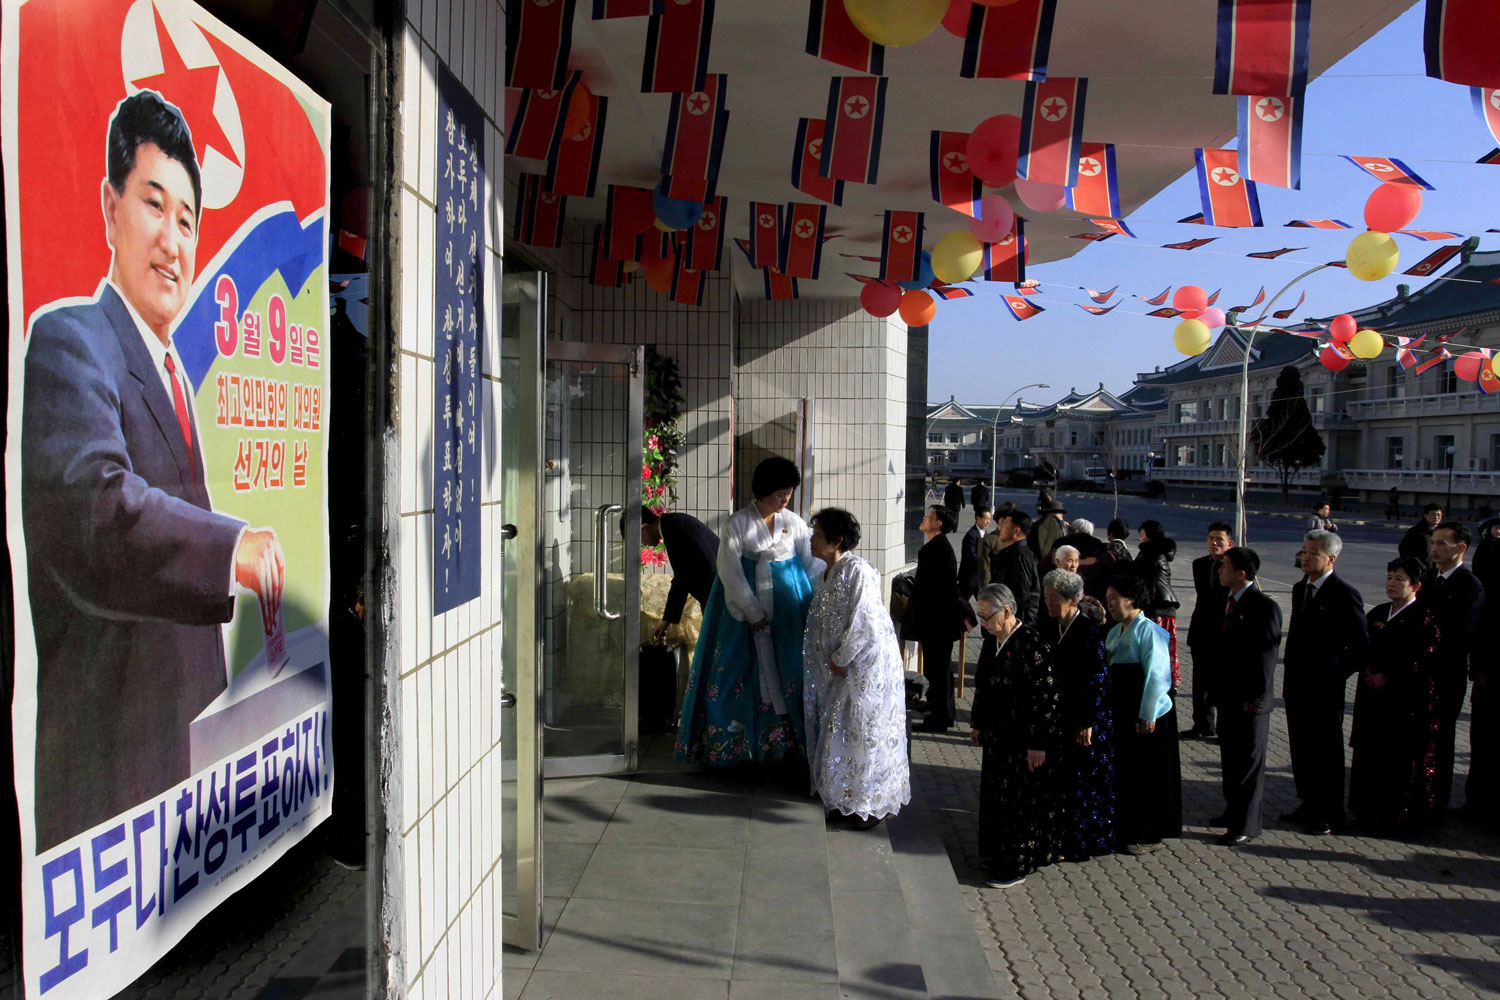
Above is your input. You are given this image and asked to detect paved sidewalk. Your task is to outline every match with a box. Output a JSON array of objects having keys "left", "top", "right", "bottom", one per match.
[{"left": 908, "top": 577, "right": 1500, "bottom": 1000}]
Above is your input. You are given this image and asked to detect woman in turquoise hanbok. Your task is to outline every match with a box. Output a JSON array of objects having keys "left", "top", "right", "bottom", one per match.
[{"left": 675, "top": 458, "right": 823, "bottom": 765}]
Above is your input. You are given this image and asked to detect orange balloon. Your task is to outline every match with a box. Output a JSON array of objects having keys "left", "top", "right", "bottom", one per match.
[
  {"left": 641, "top": 255, "right": 675, "bottom": 293},
  {"left": 563, "top": 83, "right": 593, "bottom": 140},
  {"left": 899, "top": 290, "right": 937, "bottom": 326}
]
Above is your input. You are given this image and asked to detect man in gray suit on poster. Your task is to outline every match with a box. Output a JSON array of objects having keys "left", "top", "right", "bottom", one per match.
[{"left": 21, "top": 91, "right": 284, "bottom": 849}]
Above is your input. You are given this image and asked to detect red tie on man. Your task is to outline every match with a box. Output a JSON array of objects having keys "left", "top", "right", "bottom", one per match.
[
  {"left": 1223, "top": 593, "right": 1236, "bottom": 631},
  {"left": 163, "top": 353, "right": 197, "bottom": 479}
]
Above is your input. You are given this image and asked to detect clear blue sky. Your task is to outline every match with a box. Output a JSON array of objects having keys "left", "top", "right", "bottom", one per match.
[{"left": 927, "top": 4, "right": 1499, "bottom": 407}]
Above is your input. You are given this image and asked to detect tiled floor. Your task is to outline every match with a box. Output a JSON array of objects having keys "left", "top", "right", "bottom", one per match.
[{"left": 502, "top": 741, "right": 1001, "bottom": 1000}]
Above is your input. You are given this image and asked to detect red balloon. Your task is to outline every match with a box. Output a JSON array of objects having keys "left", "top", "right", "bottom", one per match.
[
  {"left": 1454, "top": 350, "right": 1487, "bottom": 381},
  {"left": 641, "top": 254, "right": 674, "bottom": 293},
  {"left": 1363, "top": 182, "right": 1423, "bottom": 233},
  {"left": 1172, "top": 285, "right": 1207, "bottom": 315},
  {"left": 966, "top": 115, "right": 1022, "bottom": 186},
  {"left": 1329, "top": 313, "right": 1357, "bottom": 342},
  {"left": 1320, "top": 346, "right": 1350, "bottom": 372},
  {"left": 616, "top": 187, "right": 657, "bottom": 235},
  {"left": 563, "top": 83, "right": 593, "bottom": 140},
  {"left": 861, "top": 282, "right": 903, "bottom": 317},
  {"left": 941, "top": 0, "right": 974, "bottom": 36}
]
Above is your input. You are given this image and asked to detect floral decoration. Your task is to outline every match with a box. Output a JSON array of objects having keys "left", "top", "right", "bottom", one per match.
[{"left": 641, "top": 346, "right": 684, "bottom": 566}]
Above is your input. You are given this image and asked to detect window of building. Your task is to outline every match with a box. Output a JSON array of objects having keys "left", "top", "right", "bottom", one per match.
[
  {"left": 1386, "top": 437, "right": 1404, "bottom": 469},
  {"left": 1310, "top": 391, "right": 1325, "bottom": 414},
  {"left": 1490, "top": 433, "right": 1500, "bottom": 471},
  {"left": 1435, "top": 435, "right": 1456, "bottom": 469},
  {"left": 1070, "top": 430, "right": 1078, "bottom": 445},
  {"left": 1176, "top": 401, "right": 1199, "bottom": 424},
  {"left": 1217, "top": 443, "right": 1228, "bottom": 467},
  {"left": 1437, "top": 368, "right": 1458, "bottom": 395},
  {"left": 1175, "top": 444, "right": 1195, "bottom": 466},
  {"left": 1385, "top": 366, "right": 1400, "bottom": 399},
  {"left": 948, "top": 433, "right": 960, "bottom": 443}
]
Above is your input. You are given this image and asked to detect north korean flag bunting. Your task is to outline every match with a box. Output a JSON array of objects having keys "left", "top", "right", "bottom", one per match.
[
  {"left": 1404, "top": 244, "right": 1463, "bottom": 275},
  {"left": 661, "top": 75, "right": 729, "bottom": 199},
  {"left": 763, "top": 268, "right": 799, "bottom": 300},
  {"left": 1247, "top": 246, "right": 1304, "bottom": 258},
  {"left": 960, "top": 0, "right": 1057, "bottom": 81},
  {"left": 1147, "top": 307, "right": 1184, "bottom": 319},
  {"left": 1425, "top": 0, "right": 1500, "bottom": 87},
  {"left": 749, "top": 202, "right": 782, "bottom": 268},
  {"left": 1178, "top": 213, "right": 1208, "bottom": 224},
  {"left": 684, "top": 196, "right": 726, "bottom": 271},
  {"left": 1480, "top": 148, "right": 1500, "bottom": 165},
  {"left": 1001, "top": 295, "right": 1045, "bottom": 321},
  {"left": 780, "top": 202, "right": 827, "bottom": 279},
  {"left": 604, "top": 184, "right": 649, "bottom": 260},
  {"left": 593, "top": 0, "right": 663, "bottom": 17},
  {"left": 1015, "top": 279, "right": 1041, "bottom": 295},
  {"left": 1071, "top": 232, "right": 1114, "bottom": 243},
  {"left": 1478, "top": 349, "right": 1499, "bottom": 394},
  {"left": 1396, "top": 229, "right": 1463, "bottom": 241},
  {"left": 1164, "top": 237, "right": 1218, "bottom": 250},
  {"left": 930, "top": 130, "right": 983, "bottom": 217},
  {"left": 1065, "top": 142, "right": 1119, "bottom": 217},
  {"left": 590, "top": 226, "right": 627, "bottom": 287},
  {"left": 546, "top": 93, "right": 609, "bottom": 197},
  {"left": 1018, "top": 77, "right": 1088, "bottom": 186},
  {"left": 505, "top": 74, "right": 582, "bottom": 159},
  {"left": 1086, "top": 286, "right": 1118, "bottom": 303},
  {"left": 1397, "top": 333, "right": 1427, "bottom": 369},
  {"left": 821, "top": 76, "right": 888, "bottom": 184},
  {"left": 671, "top": 258, "right": 707, "bottom": 306},
  {"left": 512, "top": 174, "right": 567, "bottom": 248},
  {"left": 642, "top": 0, "right": 714, "bottom": 93},
  {"left": 1137, "top": 287, "right": 1171, "bottom": 305},
  {"left": 1286, "top": 219, "right": 1352, "bottom": 228},
  {"left": 1230, "top": 286, "right": 1266, "bottom": 312},
  {"left": 981, "top": 220, "right": 1026, "bottom": 282},
  {"left": 1412, "top": 345, "right": 1450, "bottom": 376},
  {"left": 880, "top": 210, "right": 924, "bottom": 282},
  {"left": 1473, "top": 88, "right": 1500, "bottom": 143},
  {"left": 1271, "top": 290, "right": 1306, "bottom": 319},
  {"left": 1213, "top": 0, "right": 1310, "bottom": 96},
  {"left": 507, "top": 0, "right": 578, "bottom": 90},
  {"left": 1078, "top": 302, "right": 1121, "bottom": 316},
  {"left": 1342, "top": 156, "right": 1434, "bottom": 189},
  {"left": 1206, "top": 289, "right": 1221, "bottom": 305},
  {"left": 932, "top": 286, "right": 974, "bottom": 301},
  {"left": 1238, "top": 93, "right": 1303, "bottom": 188},
  {"left": 1194, "top": 148, "right": 1263, "bottom": 227},
  {"left": 1091, "top": 218, "right": 1136, "bottom": 238},
  {"left": 807, "top": 0, "right": 884, "bottom": 74},
  {"left": 793, "top": 119, "right": 845, "bottom": 206}
]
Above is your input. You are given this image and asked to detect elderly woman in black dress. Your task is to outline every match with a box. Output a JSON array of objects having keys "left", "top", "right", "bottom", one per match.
[
  {"left": 970, "top": 583, "right": 1061, "bottom": 887},
  {"left": 1041, "top": 568, "right": 1115, "bottom": 861}
]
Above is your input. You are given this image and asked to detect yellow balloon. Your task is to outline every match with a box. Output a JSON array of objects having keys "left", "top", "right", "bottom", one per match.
[
  {"left": 843, "top": 0, "right": 947, "bottom": 46},
  {"left": 930, "top": 231, "right": 984, "bottom": 284},
  {"left": 1349, "top": 328, "right": 1384, "bottom": 360},
  {"left": 1346, "top": 230, "right": 1399, "bottom": 281},
  {"left": 1492, "top": 353, "right": 1500, "bottom": 380},
  {"left": 1173, "top": 318, "right": 1212, "bottom": 356},
  {"left": 654, "top": 218, "right": 681, "bottom": 232}
]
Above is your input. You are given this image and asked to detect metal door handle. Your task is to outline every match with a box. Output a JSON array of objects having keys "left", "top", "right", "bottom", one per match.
[
  {"left": 500, "top": 692, "right": 517, "bottom": 708},
  {"left": 594, "top": 504, "right": 622, "bottom": 620},
  {"left": 500, "top": 523, "right": 518, "bottom": 540}
]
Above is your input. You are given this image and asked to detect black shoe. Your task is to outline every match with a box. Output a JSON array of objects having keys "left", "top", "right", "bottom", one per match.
[
  {"left": 1179, "top": 727, "right": 1214, "bottom": 740},
  {"left": 1305, "top": 821, "right": 1333, "bottom": 836},
  {"left": 1208, "top": 813, "right": 1230, "bottom": 827},
  {"left": 849, "top": 815, "right": 883, "bottom": 830},
  {"left": 1217, "top": 832, "right": 1252, "bottom": 847},
  {"left": 916, "top": 717, "right": 952, "bottom": 733}
]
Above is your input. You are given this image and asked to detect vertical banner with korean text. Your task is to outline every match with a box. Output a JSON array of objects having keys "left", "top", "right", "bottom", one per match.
[
  {"left": 434, "top": 64, "right": 485, "bottom": 613},
  {"left": 2, "top": 2, "right": 333, "bottom": 997}
]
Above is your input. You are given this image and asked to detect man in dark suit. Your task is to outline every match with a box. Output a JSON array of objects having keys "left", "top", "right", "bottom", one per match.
[
  {"left": 1211, "top": 547, "right": 1283, "bottom": 846},
  {"left": 1423, "top": 522, "right": 1486, "bottom": 812},
  {"left": 979, "top": 509, "right": 1039, "bottom": 627},
  {"left": 22, "top": 91, "right": 285, "bottom": 850},
  {"left": 1280, "top": 529, "right": 1369, "bottom": 834},
  {"left": 958, "top": 506, "right": 991, "bottom": 600},
  {"left": 969, "top": 478, "right": 991, "bottom": 512},
  {"left": 1399, "top": 503, "right": 1444, "bottom": 564},
  {"left": 642, "top": 507, "right": 719, "bottom": 640},
  {"left": 1183, "top": 521, "right": 1235, "bottom": 740},
  {"left": 942, "top": 479, "right": 965, "bottom": 516},
  {"left": 914, "top": 506, "right": 967, "bottom": 732}
]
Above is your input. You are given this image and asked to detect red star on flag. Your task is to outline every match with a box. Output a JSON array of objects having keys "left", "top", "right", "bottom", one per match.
[
  {"left": 1212, "top": 166, "right": 1240, "bottom": 185},
  {"left": 1040, "top": 96, "right": 1068, "bottom": 121},
  {"left": 843, "top": 95, "right": 869, "bottom": 119},
  {"left": 944, "top": 151, "right": 967, "bottom": 173},
  {"left": 133, "top": 6, "right": 241, "bottom": 170},
  {"left": 686, "top": 91, "right": 711, "bottom": 115}
]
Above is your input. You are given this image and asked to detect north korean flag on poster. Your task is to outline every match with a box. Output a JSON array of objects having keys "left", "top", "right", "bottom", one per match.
[
  {"left": 1065, "top": 142, "right": 1119, "bottom": 217},
  {"left": 792, "top": 119, "right": 845, "bottom": 206},
  {"left": 505, "top": 74, "right": 582, "bottom": 159},
  {"left": 763, "top": 268, "right": 799, "bottom": 300},
  {"left": 506, "top": 0, "right": 577, "bottom": 90},
  {"left": 981, "top": 221, "right": 1026, "bottom": 282},
  {"left": 749, "top": 202, "right": 782, "bottom": 268},
  {"left": 604, "top": 185, "right": 649, "bottom": 260},
  {"left": 806, "top": 0, "right": 884, "bottom": 74},
  {"left": 1473, "top": 88, "right": 1500, "bottom": 143},
  {"left": 1238, "top": 93, "right": 1303, "bottom": 188},
  {"left": 546, "top": 93, "right": 608, "bottom": 196},
  {"left": 960, "top": 0, "right": 1057, "bottom": 80},
  {"left": 1425, "top": 0, "right": 1500, "bottom": 87},
  {"left": 671, "top": 259, "right": 707, "bottom": 306},
  {"left": 1194, "top": 148, "right": 1263, "bottom": 226},
  {"left": 642, "top": 0, "right": 714, "bottom": 93},
  {"left": 880, "top": 210, "right": 924, "bottom": 282},
  {"left": 780, "top": 202, "right": 828, "bottom": 279},
  {"left": 1342, "top": 156, "right": 1434, "bottom": 189},
  {"left": 1213, "top": 0, "right": 1310, "bottom": 96},
  {"left": 513, "top": 174, "right": 567, "bottom": 247},
  {"left": 1001, "top": 295, "right": 1045, "bottom": 320},
  {"left": 594, "top": 0, "right": 663, "bottom": 17},
  {"left": 1404, "top": 244, "right": 1463, "bottom": 275},
  {"left": 1018, "top": 77, "right": 1087, "bottom": 186},
  {"left": 684, "top": 196, "right": 726, "bottom": 271},
  {"left": 661, "top": 74, "right": 729, "bottom": 199},
  {"left": 930, "top": 130, "right": 982, "bottom": 217},
  {"left": 591, "top": 226, "right": 627, "bottom": 286},
  {"left": 821, "top": 76, "right": 887, "bottom": 184}
]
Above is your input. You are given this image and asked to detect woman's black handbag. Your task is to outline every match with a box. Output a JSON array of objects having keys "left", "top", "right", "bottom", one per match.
[{"left": 639, "top": 642, "right": 679, "bottom": 734}]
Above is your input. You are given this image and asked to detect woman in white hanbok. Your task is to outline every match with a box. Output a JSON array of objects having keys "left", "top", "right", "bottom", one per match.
[{"left": 802, "top": 508, "right": 911, "bottom": 828}]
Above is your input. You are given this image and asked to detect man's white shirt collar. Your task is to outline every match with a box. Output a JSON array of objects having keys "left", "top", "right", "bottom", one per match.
[
  {"left": 1440, "top": 562, "right": 1463, "bottom": 580},
  {"left": 1230, "top": 580, "right": 1256, "bottom": 601},
  {"left": 1308, "top": 568, "right": 1334, "bottom": 590}
]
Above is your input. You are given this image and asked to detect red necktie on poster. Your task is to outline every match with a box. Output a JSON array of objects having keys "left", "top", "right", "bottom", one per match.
[{"left": 163, "top": 354, "right": 197, "bottom": 479}]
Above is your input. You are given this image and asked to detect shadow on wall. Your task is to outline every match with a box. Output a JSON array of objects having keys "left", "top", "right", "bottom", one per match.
[
  {"left": 734, "top": 411, "right": 799, "bottom": 506},
  {"left": 734, "top": 298, "right": 876, "bottom": 366}
]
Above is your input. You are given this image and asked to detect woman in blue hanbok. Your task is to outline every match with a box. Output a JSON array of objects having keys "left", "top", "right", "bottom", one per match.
[{"left": 675, "top": 458, "right": 823, "bottom": 765}]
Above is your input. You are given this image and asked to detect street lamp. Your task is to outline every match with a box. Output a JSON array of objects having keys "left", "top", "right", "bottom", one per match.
[
  {"left": 1147, "top": 450, "right": 1156, "bottom": 483},
  {"left": 992, "top": 383, "right": 1050, "bottom": 490},
  {"left": 1446, "top": 444, "right": 1457, "bottom": 511}
]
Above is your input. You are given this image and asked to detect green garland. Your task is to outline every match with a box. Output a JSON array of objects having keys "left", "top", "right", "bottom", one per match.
[{"left": 641, "top": 346, "right": 684, "bottom": 566}]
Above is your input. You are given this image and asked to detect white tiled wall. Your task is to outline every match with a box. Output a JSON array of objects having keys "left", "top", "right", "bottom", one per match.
[{"left": 394, "top": 4, "right": 506, "bottom": 999}]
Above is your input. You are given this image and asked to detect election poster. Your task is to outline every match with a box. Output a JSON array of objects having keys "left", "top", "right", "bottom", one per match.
[{"left": 2, "top": 2, "right": 334, "bottom": 996}]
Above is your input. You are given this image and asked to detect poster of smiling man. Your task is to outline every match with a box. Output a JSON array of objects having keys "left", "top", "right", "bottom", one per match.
[{"left": 3, "top": 2, "right": 334, "bottom": 996}]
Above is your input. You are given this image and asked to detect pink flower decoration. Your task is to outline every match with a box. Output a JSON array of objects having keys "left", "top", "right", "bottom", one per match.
[
  {"left": 648, "top": 435, "right": 661, "bottom": 450},
  {"left": 641, "top": 464, "right": 652, "bottom": 480}
]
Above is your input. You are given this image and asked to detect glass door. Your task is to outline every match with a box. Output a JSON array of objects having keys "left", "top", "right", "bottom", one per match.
[
  {"left": 500, "top": 272, "right": 543, "bottom": 951},
  {"left": 540, "top": 341, "right": 643, "bottom": 777}
]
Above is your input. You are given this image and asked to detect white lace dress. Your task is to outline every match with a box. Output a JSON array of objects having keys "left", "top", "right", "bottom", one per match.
[{"left": 802, "top": 554, "right": 911, "bottom": 820}]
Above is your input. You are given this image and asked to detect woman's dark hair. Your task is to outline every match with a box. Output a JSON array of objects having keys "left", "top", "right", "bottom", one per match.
[
  {"left": 108, "top": 91, "right": 203, "bottom": 219},
  {"left": 1386, "top": 556, "right": 1426, "bottom": 582},
  {"left": 811, "top": 507, "right": 861, "bottom": 551},
  {"left": 930, "top": 505, "right": 957, "bottom": 534},
  {"left": 751, "top": 457, "right": 802, "bottom": 499},
  {"left": 1139, "top": 519, "right": 1166, "bottom": 541},
  {"left": 1314, "top": 499, "right": 1331, "bottom": 510},
  {"left": 1105, "top": 572, "right": 1150, "bottom": 608},
  {"left": 1107, "top": 518, "right": 1129, "bottom": 540}
]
